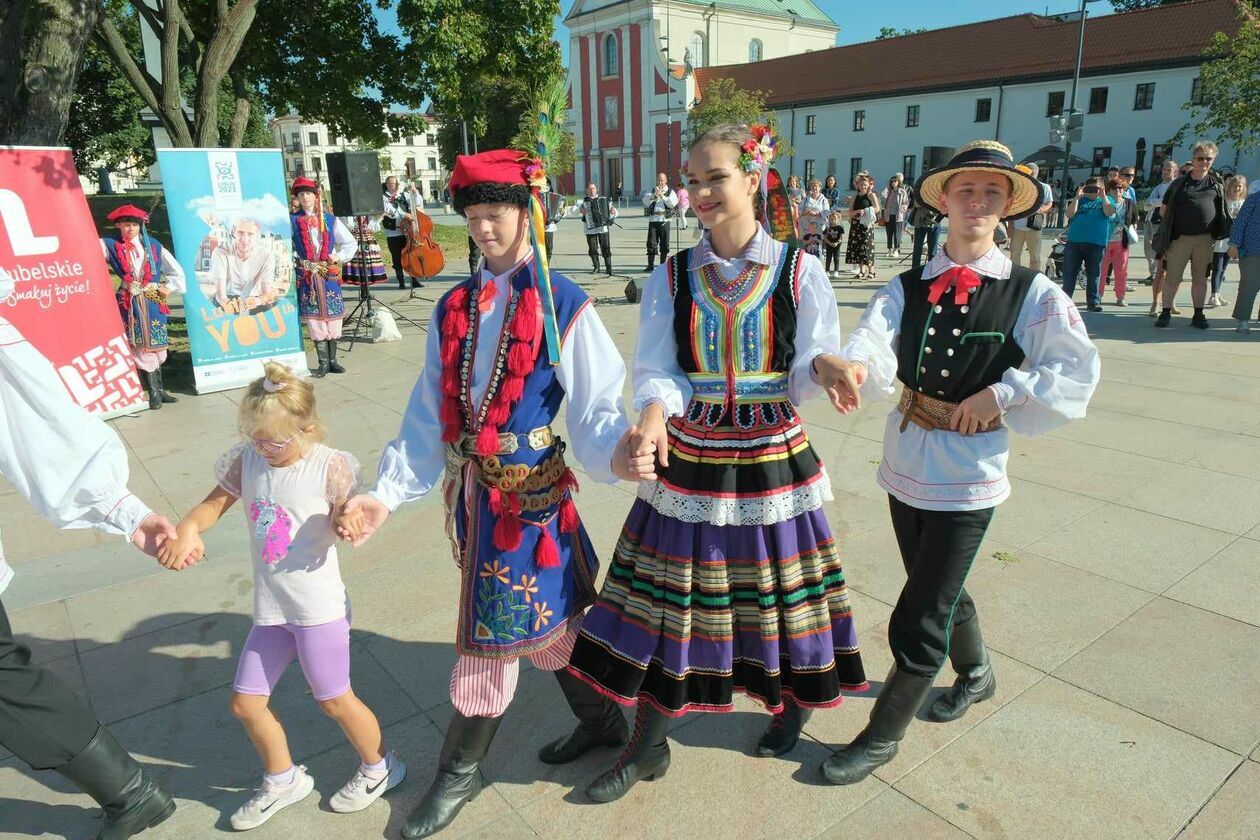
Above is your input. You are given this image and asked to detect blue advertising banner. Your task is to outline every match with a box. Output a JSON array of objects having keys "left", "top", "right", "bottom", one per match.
[{"left": 156, "top": 148, "right": 306, "bottom": 393}]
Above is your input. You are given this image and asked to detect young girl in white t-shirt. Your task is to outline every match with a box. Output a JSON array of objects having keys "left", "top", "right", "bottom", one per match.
[{"left": 161, "top": 362, "right": 405, "bottom": 830}]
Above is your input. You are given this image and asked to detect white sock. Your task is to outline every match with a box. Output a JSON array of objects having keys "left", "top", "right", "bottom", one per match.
[
  {"left": 265, "top": 765, "right": 297, "bottom": 786},
  {"left": 361, "top": 755, "right": 388, "bottom": 777}
]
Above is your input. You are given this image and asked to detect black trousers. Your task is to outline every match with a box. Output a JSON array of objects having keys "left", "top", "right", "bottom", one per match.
[
  {"left": 545, "top": 231, "right": 555, "bottom": 261},
  {"left": 824, "top": 244, "right": 842, "bottom": 272},
  {"left": 586, "top": 232, "right": 611, "bottom": 270},
  {"left": 886, "top": 496, "right": 994, "bottom": 678},
  {"left": 0, "top": 597, "right": 99, "bottom": 770},
  {"left": 647, "top": 221, "right": 670, "bottom": 261},
  {"left": 385, "top": 234, "right": 406, "bottom": 284}
]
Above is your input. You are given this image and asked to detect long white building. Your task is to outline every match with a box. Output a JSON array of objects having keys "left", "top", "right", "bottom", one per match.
[{"left": 696, "top": 0, "right": 1257, "bottom": 189}]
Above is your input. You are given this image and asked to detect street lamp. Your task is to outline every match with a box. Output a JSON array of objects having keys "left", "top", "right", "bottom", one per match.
[{"left": 1057, "top": 0, "right": 1104, "bottom": 227}]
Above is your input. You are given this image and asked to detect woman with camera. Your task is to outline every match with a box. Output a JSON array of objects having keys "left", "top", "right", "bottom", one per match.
[{"left": 1061, "top": 176, "right": 1117, "bottom": 312}]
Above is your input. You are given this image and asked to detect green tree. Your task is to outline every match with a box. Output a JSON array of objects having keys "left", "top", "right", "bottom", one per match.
[
  {"left": 65, "top": 24, "right": 153, "bottom": 178},
  {"left": 0, "top": 0, "right": 100, "bottom": 144},
  {"left": 434, "top": 74, "right": 536, "bottom": 172},
  {"left": 1110, "top": 1, "right": 1185, "bottom": 11},
  {"left": 875, "top": 26, "right": 927, "bottom": 39},
  {"left": 687, "top": 77, "right": 793, "bottom": 158},
  {"left": 1174, "top": 2, "right": 1260, "bottom": 154}
]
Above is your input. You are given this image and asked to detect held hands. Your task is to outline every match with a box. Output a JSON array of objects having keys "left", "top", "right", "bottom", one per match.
[
  {"left": 949, "top": 387, "right": 1001, "bottom": 436},
  {"left": 334, "top": 495, "right": 390, "bottom": 548},
  {"left": 813, "top": 355, "right": 866, "bottom": 415},
  {"left": 156, "top": 521, "right": 205, "bottom": 571},
  {"left": 613, "top": 405, "right": 670, "bottom": 482},
  {"left": 131, "top": 513, "right": 178, "bottom": 558}
]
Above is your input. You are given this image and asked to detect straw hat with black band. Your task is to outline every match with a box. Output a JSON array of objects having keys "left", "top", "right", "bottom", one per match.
[{"left": 913, "top": 140, "right": 1043, "bottom": 222}]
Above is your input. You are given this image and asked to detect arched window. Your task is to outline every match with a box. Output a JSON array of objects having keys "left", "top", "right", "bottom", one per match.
[
  {"left": 749, "top": 39, "right": 763, "bottom": 62},
  {"left": 688, "top": 32, "right": 706, "bottom": 68},
  {"left": 603, "top": 33, "right": 620, "bottom": 77}
]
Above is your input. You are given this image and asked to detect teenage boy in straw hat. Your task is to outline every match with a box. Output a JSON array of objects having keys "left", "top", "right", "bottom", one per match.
[{"left": 815, "top": 140, "right": 1101, "bottom": 785}]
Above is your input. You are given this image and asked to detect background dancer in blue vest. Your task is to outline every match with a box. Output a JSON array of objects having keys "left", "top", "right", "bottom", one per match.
[
  {"left": 333, "top": 148, "right": 634, "bottom": 839},
  {"left": 290, "top": 177, "right": 356, "bottom": 378},
  {"left": 819, "top": 140, "right": 1101, "bottom": 785},
  {"left": 99, "top": 204, "right": 186, "bottom": 410}
]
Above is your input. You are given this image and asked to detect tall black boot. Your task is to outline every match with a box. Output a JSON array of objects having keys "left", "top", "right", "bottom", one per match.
[
  {"left": 538, "top": 670, "right": 629, "bottom": 765},
  {"left": 402, "top": 713, "right": 502, "bottom": 839},
  {"left": 755, "top": 696, "right": 812, "bottom": 758},
  {"left": 141, "top": 371, "right": 162, "bottom": 410},
  {"left": 151, "top": 369, "right": 178, "bottom": 404},
  {"left": 644, "top": 255, "right": 655, "bottom": 273},
  {"left": 585, "top": 702, "right": 670, "bottom": 804},
  {"left": 325, "top": 340, "right": 345, "bottom": 374},
  {"left": 310, "top": 341, "right": 328, "bottom": 378},
  {"left": 819, "top": 668, "right": 933, "bottom": 786},
  {"left": 56, "top": 725, "right": 175, "bottom": 840},
  {"left": 928, "top": 618, "right": 996, "bottom": 722}
]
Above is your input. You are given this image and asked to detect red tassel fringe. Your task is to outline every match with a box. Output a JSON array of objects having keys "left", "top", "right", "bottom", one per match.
[
  {"left": 492, "top": 493, "right": 522, "bottom": 551},
  {"left": 500, "top": 375, "right": 524, "bottom": 403},
  {"left": 485, "top": 401, "right": 511, "bottom": 428},
  {"left": 512, "top": 286, "right": 539, "bottom": 341},
  {"left": 535, "top": 527, "right": 561, "bottom": 569},
  {"left": 487, "top": 487, "right": 502, "bottom": 514},
  {"left": 476, "top": 424, "right": 501, "bottom": 457},
  {"left": 507, "top": 341, "right": 534, "bottom": 376},
  {"left": 559, "top": 497, "right": 579, "bottom": 534}
]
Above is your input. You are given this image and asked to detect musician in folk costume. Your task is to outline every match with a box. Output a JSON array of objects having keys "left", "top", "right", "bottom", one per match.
[
  {"left": 290, "top": 177, "right": 357, "bottom": 378},
  {"left": 333, "top": 149, "right": 634, "bottom": 839},
  {"left": 578, "top": 182, "right": 617, "bottom": 276},
  {"left": 566, "top": 124, "right": 868, "bottom": 803},
  {"left": 382, "top": 175, "right": 418, "bottom": 289},
  {"left": 99, "top": 204, "right": 186, "bottom": 410},
  {"left": 642, "top": 171, "right": 680, "bottom": 272},
  {"left": 818, "top": 141, "right": 1099, "bottom": 786}
]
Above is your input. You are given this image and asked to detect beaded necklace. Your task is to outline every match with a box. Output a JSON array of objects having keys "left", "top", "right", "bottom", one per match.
[{"left": 701, "top": 261, "right": 758, "bottom": 304}]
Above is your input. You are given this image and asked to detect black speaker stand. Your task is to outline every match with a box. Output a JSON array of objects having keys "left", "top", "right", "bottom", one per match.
[{"left": 340, "top": 215, "right": 428, "bottom": 350}]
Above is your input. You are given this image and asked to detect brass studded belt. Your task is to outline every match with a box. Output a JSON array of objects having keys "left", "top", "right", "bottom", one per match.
[
  {"left": 898, "top": 389, "right": 1002, "bottom": 434},
  {"left": 457, "top": 425, "right": 556, "bottom": 457},
  {"left": 476, "top": 451, "right": 569, "bottom": 511}
]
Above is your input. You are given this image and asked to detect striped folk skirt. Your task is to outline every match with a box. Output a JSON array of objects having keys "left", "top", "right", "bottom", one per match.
[
  {"left": 569, "top": 400, "right": 868, "bottom": 716},
  {"left": 342, "top": 233, "right": 388, "bottom": 285}
]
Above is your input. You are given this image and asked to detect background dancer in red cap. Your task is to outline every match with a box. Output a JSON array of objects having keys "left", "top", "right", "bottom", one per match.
[
  {"left": 290, "top": 177, "right": 357, "bottom": 377},
  {"left": 333, "top": 147, "right": 635, "bottom": 839},
  {"left": 99, "top": 204, "right": 186, "bottom": 410}
]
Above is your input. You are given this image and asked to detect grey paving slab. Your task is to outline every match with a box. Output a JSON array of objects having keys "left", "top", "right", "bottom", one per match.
[
  {"left": 1121, "top": 464, "right": 1260, "bottom": 536},
  {"left": 962, "top": 551, "right": 1154, "bottom": 672},
  {"left": 1048, "top": 405, "right": 1224, "bottom": 465},
  {"left": 1185, "top": 433, "right": 1260, "bottom": 480},
  {"left": 361, "top": 608, "right": 460, "bottom": 715},
  {"left": 8, "top": 598, "right": 77, "bottom": 664},
  {"left": 895, "top": 677, "right": 1240, "bottom": 840},
  {"left": 1026, "top": 502, "right": 1237, "bottom": 593},
  {"left": 1165, "top": 537, "right": 1260, "bottom": 627},
  {"left": 1004, "top": 433, "right": 1172, "bottom": 501},
  {"left": 1054, "top": 598, "right": 1260, "bottom": 755},
  {"left": 983, "top": 477, "right": 1107, "bottom": 550},
  {"left": 1089, "top": 380, "right": 1260, "bottom": 434},
  {"left": 824, "top": 490, "right": 892, "bottom": 541},
  {"left": 0, "top": 540, "right": 170, "bottom": 612},
  {"left": 819, "top": 788, "right": 973, "bottom": 839},
  {"left": 1176, "top": 760, "right": 1260, "bottom": 840}
]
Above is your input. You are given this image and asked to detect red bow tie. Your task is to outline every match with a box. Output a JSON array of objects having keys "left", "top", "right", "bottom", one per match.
[
  {"left": 477, "top": 279, "right": 497, "bottom": 314},
  {"left": 927, "top": 266, "right": 983, "bottom": 306}
]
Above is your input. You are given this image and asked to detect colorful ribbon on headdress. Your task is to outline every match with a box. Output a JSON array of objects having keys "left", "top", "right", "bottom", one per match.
[{"left": 522, "top": 155, "right": 561, "bottom": 366}]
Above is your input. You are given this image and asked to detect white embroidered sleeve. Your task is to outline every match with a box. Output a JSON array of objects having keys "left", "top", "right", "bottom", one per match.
[
  {"left": 331, "top": 217, "right": 358, "bottom": 263},
  {"left": 371, "top": 323, "right": 447, "bottom": 511},
  {"left": 841, "top": 274, "right": 904, "bottom": 399},
  {"left": 555, "top": 304, "right": 630, "bottom": 484}
]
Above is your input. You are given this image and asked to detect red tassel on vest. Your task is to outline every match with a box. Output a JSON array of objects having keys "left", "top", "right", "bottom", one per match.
[
  {"left": 476, "top": 424, "right": 501, "bottom": 457},
  {"left": 535, "top": 526, "right": 561, "bottom": 569}
]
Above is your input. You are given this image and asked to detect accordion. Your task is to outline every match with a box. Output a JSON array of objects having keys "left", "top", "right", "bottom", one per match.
[
  {"left": 586, "top": 196, "right": 613, "bottom": 228},
  {"left": 545, "top": 192, "right": 565, "bottom": 226}
]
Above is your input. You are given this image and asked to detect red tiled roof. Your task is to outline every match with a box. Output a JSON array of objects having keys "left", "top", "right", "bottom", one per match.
[{"left": 695, "top": 0, "right": 1248, "bottom": 108}]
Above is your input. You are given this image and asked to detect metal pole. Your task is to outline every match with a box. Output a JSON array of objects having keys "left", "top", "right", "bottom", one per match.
[
  {"left": 1058, "top": 0, "right": 1087, "bottom": 227},
  {"left": 461, "top": 120, "right": 469, "bottom": 155}
]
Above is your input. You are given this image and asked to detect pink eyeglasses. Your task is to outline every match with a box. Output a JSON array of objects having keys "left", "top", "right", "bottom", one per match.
[{"left": 252, "top": 434, "right": 295, "bottom": 457}]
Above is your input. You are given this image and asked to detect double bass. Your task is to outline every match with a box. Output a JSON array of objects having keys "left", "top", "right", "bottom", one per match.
[{"left": 401, "top": 203, "right": 445, "bottom": 280}]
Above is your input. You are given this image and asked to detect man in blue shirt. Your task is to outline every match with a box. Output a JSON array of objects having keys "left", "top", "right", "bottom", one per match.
[{"left": 1062, "top": 176, "right": 1118, "bottom": 311}]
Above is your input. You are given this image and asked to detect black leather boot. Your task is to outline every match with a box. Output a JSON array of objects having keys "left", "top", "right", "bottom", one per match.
[
  {"left": 141, "top": 371, "right": 162, "bottom": 410},
  {"left": 325, "top": 340, "right": 345, "bottom": 374},
  {"left": 310, "top": 341, "right": 328, "bottom": 378},
  {"left": 538, "top": 670, "right": 629, "bottom": 765},
  {"left": 401, "top": 713, "right": 502, "bottom": 839},
  {"left": 755, "top": 696, "right": 812, "bottom": 757},
  {"left": 585, "top": 702, "right": 670, "bottom": 804},
  {"left": 819, "top": 668, "right": 933, "bottom": 786},
  {"left": 928, "top": 618, "right": 996, "bottom": 722},
  {"left": 151, "top": 369, "right": 178, "bottom": 404},
  {"left": 56, "top": 725, "right": 175, "bottom": 840}
]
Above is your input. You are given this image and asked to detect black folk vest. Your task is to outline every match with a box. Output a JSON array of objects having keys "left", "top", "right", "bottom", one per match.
[{"left": 895, "top": 265, "right": 1037, "bottom": 403}]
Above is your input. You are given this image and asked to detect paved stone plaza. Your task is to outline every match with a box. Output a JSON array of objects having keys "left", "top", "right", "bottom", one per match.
[{"left": 2, "top": 217, "right": 1258, "bottom": 839}]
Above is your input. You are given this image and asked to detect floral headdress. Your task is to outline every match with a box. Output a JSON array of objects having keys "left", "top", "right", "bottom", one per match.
[{"left": 738, "top": 124, "right": 776, "bottom": 173}]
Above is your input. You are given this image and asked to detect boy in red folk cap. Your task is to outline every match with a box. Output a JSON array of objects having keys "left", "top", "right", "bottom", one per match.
[
  {"left": 817, "top": 140, "right": 1101, "bottom": 785},
  {"left": 333, "top": 149, "right": 635, "bottom": 839},
  {"left": 99, "top": 204, "right": 187, "bottom": 409},
  {"left": 290, "top": 177, "right": 357, "bottom": 377}
]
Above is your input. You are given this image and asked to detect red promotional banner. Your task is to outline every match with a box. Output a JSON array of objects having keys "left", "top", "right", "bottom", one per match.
[{"left": 0, "top": 147, "right": 146, "bottom": 416}]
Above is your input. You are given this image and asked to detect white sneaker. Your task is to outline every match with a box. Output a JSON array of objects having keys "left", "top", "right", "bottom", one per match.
[
  {"left": 230, "top": 766, "right": 315, "bottom": 831},
  {"left": 329, "top": 750, "right": 407, "bottom": 814},
  {"left": 1207, "top": 295, "right": 1218, "bottom": 308},
  {"left": 1116, "top": 299, "right": 1128, "bottom": 307},
  {"left": 1238, "top": 320, "right": 1251, "bottom": 334},
  {"left": 1218, "top": 295, "right": 1230, "bottom": 306}
]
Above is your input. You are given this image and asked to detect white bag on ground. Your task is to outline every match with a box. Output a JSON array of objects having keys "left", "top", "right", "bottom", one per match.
[{"left": 371, "top": 309, "right": 402, "bottom": 343}]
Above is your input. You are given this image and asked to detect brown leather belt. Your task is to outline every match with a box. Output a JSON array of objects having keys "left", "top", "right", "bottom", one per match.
[{"left": 897, "top": 389, "right": 1002, "bottom": 434}]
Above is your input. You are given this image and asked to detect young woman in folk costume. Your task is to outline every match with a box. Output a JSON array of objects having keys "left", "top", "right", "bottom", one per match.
[
  {"left": 332, "top": 149, "right": 635, "bottom": 839},
  {"left": 290, "top": 177, "right": 357, "bottom": 377},
  {"left": 99, "top": 204, "right": 186, "bottom": 409},
  {"left": 566, "top": 123, "right": 869, "bottom": 804}
]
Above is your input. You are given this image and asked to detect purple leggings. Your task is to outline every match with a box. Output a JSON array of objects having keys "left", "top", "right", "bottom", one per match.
[{"left": 233, "top": 617, "right": 351, "bottom": 702}]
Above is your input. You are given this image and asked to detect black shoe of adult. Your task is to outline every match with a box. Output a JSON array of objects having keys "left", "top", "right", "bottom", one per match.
[
  {"left": 1088, "top": 303, "right": 1104, "bottom": 312},
  {"left": 538, "top": 671, "right": 630, "bottom": 765},
  {"left": 585, "top": 703, "right": 670, "bottom": 804},
  {"left": 927, "top": 619, "right": 996, "bottom": 723},
  {"left": 411, "top": 279, "right": 425, "bottom": 289},
  {"left": 152, "top": 369, "right": 178, "bottom": 404},
  {"left": 644, "top": 263, "right": 655, "bottom": 273},
  {"left": 402, "top": 713, "right": 502, "bottom": 839},
  {"left": 1154, "top": 310, "right": 1172, "bottom": 328},
  {"left": 325, "top": 341, "right": 346, "bottom": 374},
  {"left": 819, "top": 668, "right": 933, "bottom": 786},
  {"left": 755, "top": 698, "right": 812, "bottom": 757},
  {"left": 1191, "top": 312, "right": 1210, "bottom": 329},
  {"left": 398, "top": 277, "right": 408, "bottom": 290},
  {"left": 310, "top": 341, "right": 329, "bottom": 378},
  {"left": 57, "top": 725, "right": 176, "bottom": 840}
]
